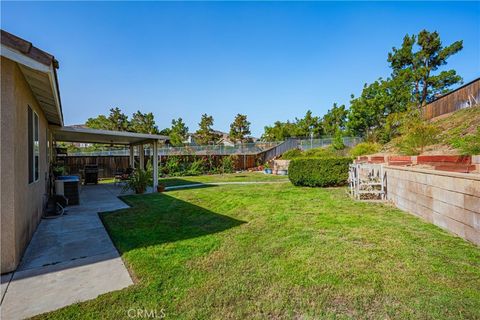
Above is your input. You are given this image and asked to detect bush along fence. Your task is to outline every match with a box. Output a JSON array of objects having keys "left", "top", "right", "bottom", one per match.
[
  {"left": 59, "top": 154, "right": 264, "bottom": 178},
  {"left": 288, "top": 157, "right": 353, "bottom": 187}
]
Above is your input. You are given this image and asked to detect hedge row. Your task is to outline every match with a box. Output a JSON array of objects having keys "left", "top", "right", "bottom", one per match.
[{"left": 288, "top": 157, "right": 352, "bottom": 187}]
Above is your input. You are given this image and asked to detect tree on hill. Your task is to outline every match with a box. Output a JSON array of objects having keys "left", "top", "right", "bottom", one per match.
[
  {"left": 169, "top": 118, "right": 188, "bottom": 147},
  {"left": 85, "top": 114, "right": 111, "bottom": 131},
  {"left": 229, "top": 114, "right": 251, "bottom": 143},
  {"left": 346, "top": 29, "right": 462, "bottom": 141},
  {"left": 159, "top": 127, "right": 172, "bottom": 136},
  {"left": 261, "top": 121, "right": 297, "bottom": 142},
  {"left": 322, "top": 103, "right": 347, "bottom": 136},
  {"left": 293, "top": 110, "right": 323, "bottom": 137},
  {"left": 108, "top": 107, "right": 129, "bottom": 131},
  {"left": 86, "top": 107, "right": 129, "bottom": 131},
  {"left": 262, "top": 111, "right": 324, "bottom": 141},
  {"left": 388, "top": 29, "right": 463, "bottom": 107},
  {"left": 195, "top": 114, "right": 220, "bottom": 145},
  {"left": 129, "top": 111, "right": 159, "bottom": 134}
]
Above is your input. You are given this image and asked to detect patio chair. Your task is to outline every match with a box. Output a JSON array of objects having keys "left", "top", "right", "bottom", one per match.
[
  {"left": 114, "top": 168, "right": 124, "bottom": 185},
  {"left": 114, "top": 167, "right": 134, "bottom": 185}
]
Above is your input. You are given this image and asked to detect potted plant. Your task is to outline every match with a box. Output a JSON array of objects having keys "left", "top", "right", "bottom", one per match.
[
  {"left": 156, "top": 183, "right": 166, "bottom": 193},
  {"left": 122, "top": 168, "right": 152, "bottom": 194},
  {"left": 264, "top": 162, "right": 272, "bottom": 174},
  {"left": 52, "top": 164, "right": 66, "bottom": 177}
]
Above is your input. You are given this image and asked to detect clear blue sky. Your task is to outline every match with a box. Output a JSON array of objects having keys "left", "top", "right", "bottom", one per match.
[{"left": 2, "top": 1, "right": 479, "bottom": 137}]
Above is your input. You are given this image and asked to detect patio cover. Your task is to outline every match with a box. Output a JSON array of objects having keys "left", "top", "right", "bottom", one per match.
[
  {"left": 52, "top": 126, "right": 169, "bottom": 189},
  {"left": 52, "top": 126, "right": 169, "bottom": 145}
]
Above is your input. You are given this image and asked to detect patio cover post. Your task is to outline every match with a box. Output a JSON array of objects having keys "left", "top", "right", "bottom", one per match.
[
  {"left": 129, "top": 145, "right": 135, "bottom": 168},
  {"left": 153, "top": 140, "right": 158, "bottom": 190},
  {"left": 139, "top": 144, "right": 144, "bottom": 169}
]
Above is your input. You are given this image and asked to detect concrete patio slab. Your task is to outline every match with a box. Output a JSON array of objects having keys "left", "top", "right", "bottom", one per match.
[{"left": 0, "top": 184, "right": 133, "bottom": 320}]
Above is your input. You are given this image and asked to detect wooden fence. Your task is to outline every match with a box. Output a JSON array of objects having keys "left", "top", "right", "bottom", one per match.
[
  {"left": 61, "top": 154, "right": 263, "bottom": 178},
  {"left": 422, "top": 78, "right": 480, "bottom": 120}
]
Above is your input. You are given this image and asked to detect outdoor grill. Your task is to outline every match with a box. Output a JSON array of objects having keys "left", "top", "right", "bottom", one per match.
[{"left": 84, "top": 164, "right": 99, "bottom": 184}]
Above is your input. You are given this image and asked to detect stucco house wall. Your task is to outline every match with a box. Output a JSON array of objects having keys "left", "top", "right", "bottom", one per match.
[{"left": 1, "top": 57, "right": 50, "bottom": 273}]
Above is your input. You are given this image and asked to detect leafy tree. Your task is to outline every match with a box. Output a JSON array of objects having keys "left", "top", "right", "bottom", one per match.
[
  {"left": 395, "top": 110, "right": 439, "bottom": 155},
  {"left": 129, "top": 111, "right": 159, "bottom": 134},
  {"left": 293, "top": 110, "right": 323, "bottom": 137},
  {"left": 85, "top": 107, "right": 129, "bottom": 131},
  {"left": 347, "top": 80, "right": 390, "bottom": 138},
  {"left": 388, "top": 29, "right": 463, "bottom": 107},
  {"left": 331, "top": 129, "right": 345, "bottom": 150},
  {"left": 159, "top": 127, "right": 172, "bottom": 136},
  {"left": 262, "top": 121, "right": 297, "bottom": 141},
  {"left": 169, "top": 118, "right": 189, "bottom": 147},
  {"left": 108, "top": 107, "right": 129, "bottom": 131},
  {"left": 229, "top": 114, "right": 251, "bottom": 143},
  {"left": 346, "top": 78, "right": 411, "bottom": 141},
  {"left": 195, "top": 114, "right": 220, "bottom": 145},
  {"left": 262, "top": 111, "right": 323, "bottom": 141},
  {"left": 322, "top": 103, "right": 347, "bottom": 136},
  {"left": 85, "top": 115, "right": 111, "bottom": 130}
]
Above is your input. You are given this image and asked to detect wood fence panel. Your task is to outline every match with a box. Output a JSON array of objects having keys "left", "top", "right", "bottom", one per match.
[{"left": 423, "top": 79, "right": 480, "bottom": 120}]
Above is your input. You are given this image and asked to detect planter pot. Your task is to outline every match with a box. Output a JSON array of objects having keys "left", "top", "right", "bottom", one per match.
[
  {"left": 135, "top": 187, "right": 145, "bottom": 194},
  {"left": 277, "top": 170, "right": 288, "bottom": 176},
  {"left": 157, "top": 184, "right": 165, "bottom": 193},
  {"left": 264, "top": 169, "right": 272, "bottom": 174}
]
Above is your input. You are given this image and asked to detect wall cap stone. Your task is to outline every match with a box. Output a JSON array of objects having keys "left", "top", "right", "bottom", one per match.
[{"left": 384, "top": 165, "right": 480, "bottom": 181}]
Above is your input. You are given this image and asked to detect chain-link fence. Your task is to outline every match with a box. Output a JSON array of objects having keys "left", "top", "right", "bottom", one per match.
[
  {"left": 66, "top": 137, "right": 362, "bottom": 157},
  {"left": 298, "top": 137, "right": 362, "bottom": 150}
]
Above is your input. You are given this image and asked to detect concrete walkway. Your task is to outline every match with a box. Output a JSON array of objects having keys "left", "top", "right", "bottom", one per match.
[{"left": 1, "top": 184, "right": 133, "bottom": 319}]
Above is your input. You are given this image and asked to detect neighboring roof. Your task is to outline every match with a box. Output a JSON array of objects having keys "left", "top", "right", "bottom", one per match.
[
  {"left": 53, "top": 126, "right": 169, "bottom": 145},
  {"left": 1, "top": 29, "right": 63, "bottom": 126}
]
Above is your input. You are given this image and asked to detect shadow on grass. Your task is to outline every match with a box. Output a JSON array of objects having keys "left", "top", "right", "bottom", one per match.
[
  {"left": 159, "top": 178, "right": 206, "bottom": 187},
  {"left": 102, "top": 192, "right": 246, "bottom": 253}
]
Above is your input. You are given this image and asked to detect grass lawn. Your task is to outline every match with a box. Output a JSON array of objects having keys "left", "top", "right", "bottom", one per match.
[
  {"left": 37, "top": 184, "right": 480, "bottom": 319},
  {"left": 99, "top": 172, "right": 288, "bottom": 187},
  {"left": 159, "top": 172, "right": 289, "bottom": 187}
]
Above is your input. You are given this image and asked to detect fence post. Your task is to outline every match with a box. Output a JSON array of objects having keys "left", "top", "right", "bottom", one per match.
[{"left": 153, "top": 141, "right": 158, "bottom": 190}]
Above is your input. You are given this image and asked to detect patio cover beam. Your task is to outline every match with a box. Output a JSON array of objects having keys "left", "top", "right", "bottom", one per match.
[{"left": 52, "top": 126, "right": 169, "bottom": 146}]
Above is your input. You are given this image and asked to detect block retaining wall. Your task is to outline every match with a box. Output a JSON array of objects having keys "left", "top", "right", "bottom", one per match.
[{"left": 385, "top": 166, "right": 480, "bottom": 245}]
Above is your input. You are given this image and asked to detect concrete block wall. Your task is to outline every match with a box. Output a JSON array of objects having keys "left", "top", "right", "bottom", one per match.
[
  {"left": 384, "top": 166, "right": 480, "bottom": 245},
  {"left": 273, "top": 160, "right": 290, "bottom": 173}
]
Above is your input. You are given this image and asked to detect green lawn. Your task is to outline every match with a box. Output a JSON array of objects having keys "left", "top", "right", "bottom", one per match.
[
  {"left": 159, "top": 172, "right": 289, "bottom": 187},
  {"left": 37, "top": 184, "right": 480, "bottom": 319}
]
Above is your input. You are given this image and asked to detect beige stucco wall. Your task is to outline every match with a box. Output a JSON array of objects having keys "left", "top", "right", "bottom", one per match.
[
  {"left": 385, "top": 166, "right": 480, "bottom": 245},
  {"left": 1, "top": 57, "right": 50, "bottom": 273}
]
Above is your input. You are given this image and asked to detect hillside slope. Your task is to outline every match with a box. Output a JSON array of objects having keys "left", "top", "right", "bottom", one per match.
[{"left": 383, "top": 105, "right": 480, "bottom": 155}]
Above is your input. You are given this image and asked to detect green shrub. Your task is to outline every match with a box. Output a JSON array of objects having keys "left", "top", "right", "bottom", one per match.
[
  {"left": 219, "top": 156, "right": 235, "bottom": 174},
  {"left": 288, "top": 157, "right": 352, "bottom": 187},
  {"left": 281, "top": 149, "right": 303, "bottom": 160},
  {"left": 187, "top": 158, "right": 205, "bottom": 176},
  {"left": 162, "top": 156, "right": 181, "bottom": 175},
  {"left": 303, "top": 146, "right": 338, "bottom": 158},
  {"left": 449, "top": 127, "right": 480, "bottom": 155},
  {"left": 349, "top": 142, "right": 381, "bottom": 157},
  {"left": 396, "top": 116, "right": 439, "bottom": 155},
  {"left": 331, "top": 130, "right": 346, "bottom": 150},
  {"left": 123, "top": 165, "right": 153, "bottom": 194}
]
